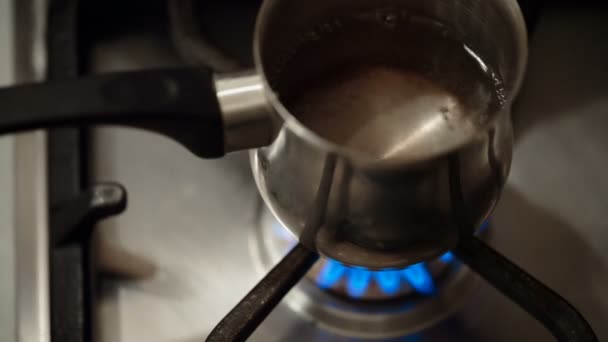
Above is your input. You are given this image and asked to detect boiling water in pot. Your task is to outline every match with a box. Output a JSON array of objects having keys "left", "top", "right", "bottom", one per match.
[{"left": 271, "top": 11, "right": 506, "bottom": 163}]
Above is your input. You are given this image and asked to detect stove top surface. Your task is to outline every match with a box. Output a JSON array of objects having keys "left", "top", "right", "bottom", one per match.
[{"left": 84, "top": 3, "right": 608, "bottom": 341}]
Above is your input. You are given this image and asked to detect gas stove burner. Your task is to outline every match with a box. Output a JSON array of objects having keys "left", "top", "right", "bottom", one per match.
[
  {"left": 252, "top": 202, "right": 489, "bottom": 339},
  {"left": 291, "top": 227, "right": 454, "bottom": 301}
]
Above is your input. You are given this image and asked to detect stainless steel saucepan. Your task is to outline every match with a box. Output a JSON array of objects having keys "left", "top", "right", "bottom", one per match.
[{"left": 0, "top": 0, "right": 527, "bottom": 269}]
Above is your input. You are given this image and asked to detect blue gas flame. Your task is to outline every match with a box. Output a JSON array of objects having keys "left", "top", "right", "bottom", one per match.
[
  {"left": 316, "top": 255, "right": 449, "bottom": 298},
  {"left": 401, "top": 263, "right": 437, "bottom": 295},
  {"left": 273, "top": 219, "right": 490, "bottom": 298},
  {"left": 439, "top": 252, "right": 455, "bottom": 264},
  {"left": 316, "top": 259, "right": 346, "bottom": 289},
  {"left": 374, "top": 270, "right": 402, "bottom": 295},
  {"left": 346, "top": 268, "right": 374, "bottom": 297}
]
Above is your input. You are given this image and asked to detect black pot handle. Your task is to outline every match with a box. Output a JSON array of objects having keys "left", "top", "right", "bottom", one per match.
[
  {"left": 0, "top": 67, "right": 225, "bottom": 158},
  {"left": 454, "top": 236, "right": 598, "bottom": 342}
]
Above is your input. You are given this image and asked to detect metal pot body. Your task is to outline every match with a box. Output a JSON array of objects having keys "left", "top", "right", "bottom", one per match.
[
  {"left": 251, "top": 107, "right": 514, "bottom": 269},
  {"left": 220, "top": 0, "right": 528, "bottom": 269}
]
